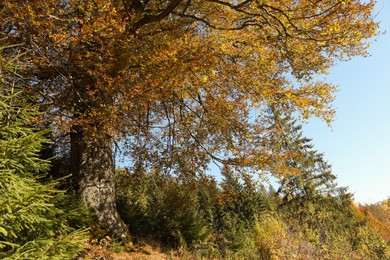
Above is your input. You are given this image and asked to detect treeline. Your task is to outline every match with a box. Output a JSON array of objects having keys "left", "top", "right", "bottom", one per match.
[
  {"left": 113, "top": 168, "right": 390, "bottom": 259},
  {"left": 82, "top": 170, "right": 390, "bottom": 259},
  {"left": 358, "top": 200, "right": 390, "bottom": 243}
]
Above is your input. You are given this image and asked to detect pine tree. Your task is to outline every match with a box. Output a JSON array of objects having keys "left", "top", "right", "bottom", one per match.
[
  {"left": 0, "top": 44, "right": 87, "bottom": 259},
  {"left": 267, "top": 107, "right": 344, "bottom": 207},
  {"left": 266, "top": 107, "right": 370, "bottom": 253}
]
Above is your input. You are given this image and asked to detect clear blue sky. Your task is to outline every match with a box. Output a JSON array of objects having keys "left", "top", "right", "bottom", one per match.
[{"left": 303, "top": 0, "right": 390, "bottom": 204}]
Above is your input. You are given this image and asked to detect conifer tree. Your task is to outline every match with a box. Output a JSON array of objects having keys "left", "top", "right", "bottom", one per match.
[
  {"left": 267, "top": 107, "right": 344, "bottom": 205},
  {"left": 0, "top": 44, "right": 87, "bottom": 259},
  {"left": 267, "top": 107, "right": 365, "bottom": 249}
]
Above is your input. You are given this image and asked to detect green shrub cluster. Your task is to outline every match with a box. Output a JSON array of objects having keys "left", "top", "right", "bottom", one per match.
[
  {"left": 115, "top": 169, "right": 208, "bottom": 248},
  {"left": 115, "top": 168, "right": 389, "bottom": 259}
]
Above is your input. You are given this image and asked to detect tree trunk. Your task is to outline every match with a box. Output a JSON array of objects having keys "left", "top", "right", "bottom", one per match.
[{"left": 70, "top": 126, "right": 130, "bottom": 241}]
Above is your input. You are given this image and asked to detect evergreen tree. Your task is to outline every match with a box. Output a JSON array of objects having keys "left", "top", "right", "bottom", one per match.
[
  {"left": 214, "top": 166, "right": 266, "bottom": 254},
  {"left": 267, "top": 107, "right": 344, "bottom": 208},
  {"left": 266, "top": 107, "right": 382, "bottom": 256},
  {"left": 0, "top": 44, "right": 87, "bottom": 259}
]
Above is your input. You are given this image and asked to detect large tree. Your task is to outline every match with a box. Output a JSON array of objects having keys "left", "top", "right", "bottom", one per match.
[{"left": 0, "top": 0, "right": 378, "bottom": 240}]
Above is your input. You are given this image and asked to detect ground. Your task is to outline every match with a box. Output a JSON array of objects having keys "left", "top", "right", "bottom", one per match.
[{"left": 78, "top": 242, "right": 184, "bottom": 260}]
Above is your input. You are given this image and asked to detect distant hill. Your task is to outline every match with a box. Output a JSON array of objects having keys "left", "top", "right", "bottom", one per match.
[{"left": 359, "top": 199, "right": 390, "bottom": 242}]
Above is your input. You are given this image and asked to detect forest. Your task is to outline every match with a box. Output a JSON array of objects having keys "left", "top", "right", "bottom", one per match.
[{"left": 1, "top": 0, "right": 389, "bottom": 259}]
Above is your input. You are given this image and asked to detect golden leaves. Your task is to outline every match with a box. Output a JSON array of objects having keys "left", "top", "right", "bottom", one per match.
[{"left": 1, "top": 0, "right": 379, "bottom": 178}]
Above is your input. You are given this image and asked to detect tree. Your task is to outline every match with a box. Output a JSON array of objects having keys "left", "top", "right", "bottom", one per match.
[
  {"left": 0, "top": 43, "right": 87, "bottom": 259},
  {"left": 267, "top": 108, "right": 368, "bottom": 252},
  {"left": 267, "top": 108, "right": 342, "bottom": 202},
  {"left": 0, "top": 0, "right": 378, "bottom": 240}
]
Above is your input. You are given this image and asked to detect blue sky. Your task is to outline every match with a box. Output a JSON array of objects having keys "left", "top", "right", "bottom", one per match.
[{"left": 303, "top": 0, "right": 390, "bottom": 204}]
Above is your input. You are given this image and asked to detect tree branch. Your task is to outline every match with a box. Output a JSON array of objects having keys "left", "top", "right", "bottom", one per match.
[{"left": 130, "top": 0, "right": 183, "bottom": 32}]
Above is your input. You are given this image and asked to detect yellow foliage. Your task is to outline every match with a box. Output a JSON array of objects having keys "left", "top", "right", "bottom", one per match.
[
  {"left": 253, "top": 215, "right": 290, "bottom": 259},
  {"left": 0, "top": 0, "right": 379, "bottom": 178}
]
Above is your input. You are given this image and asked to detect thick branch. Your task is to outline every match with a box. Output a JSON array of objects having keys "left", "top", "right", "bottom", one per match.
[{"left": 130, "top": 0, "right": 183, "bottom": 32}]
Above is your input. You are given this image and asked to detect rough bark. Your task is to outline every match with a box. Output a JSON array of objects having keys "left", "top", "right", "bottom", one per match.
[{"left": 70, "top": 126, "right": 130, "bottom": 241}]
